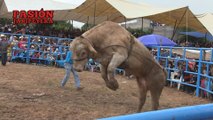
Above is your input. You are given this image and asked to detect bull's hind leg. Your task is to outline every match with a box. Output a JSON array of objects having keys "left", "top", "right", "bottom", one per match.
[
  {"left": 107, "top": 52, "right": 127, "bottom": 91},
  {"left": 137, "top": 78, "right": 148, "bottom": 112},
  {"left": 150, "top": 83, "right": 164, "bottom": 110}
]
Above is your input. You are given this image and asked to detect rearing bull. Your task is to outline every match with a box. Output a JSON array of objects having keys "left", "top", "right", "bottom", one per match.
[{"left": 70, "top": 21, "right": 167, "bottom": 112}]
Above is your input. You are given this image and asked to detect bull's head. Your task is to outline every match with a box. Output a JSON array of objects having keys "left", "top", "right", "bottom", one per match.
[{"left": 70, "top": 36, "right": 97, "bottom": 72}]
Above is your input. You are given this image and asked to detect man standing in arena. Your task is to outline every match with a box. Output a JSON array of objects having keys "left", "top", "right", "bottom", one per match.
[
  {"left": 60, "top": 50, "right": 84, "bottom": 90},
  {"left": 0, "top": 34, "right": 13, "bottom": 65}
]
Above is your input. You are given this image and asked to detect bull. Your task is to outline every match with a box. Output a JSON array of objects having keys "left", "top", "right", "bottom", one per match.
[{"left": 70, "top": 21, "right": 167, "bottom": 112}]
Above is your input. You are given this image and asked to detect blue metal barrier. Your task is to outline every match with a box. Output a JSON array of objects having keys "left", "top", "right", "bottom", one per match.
[
  {"left": 0, "top": 32, "right": 72, "bottom": 66},
  {"left": 155, "top": 46, "right": 213, "bottom": 97},
  {"left": 97, "top": 104, "right": 213, "bottom": 120}
]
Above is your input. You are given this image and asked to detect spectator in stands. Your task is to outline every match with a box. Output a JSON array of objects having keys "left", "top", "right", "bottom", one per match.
[
  {"left": 7, "top": 36, "right": 14, "bottom": 62},
  {"left": 209, "top": 65, "right": 213, "bottom": 100},
  {"left": 11, "top": 36, "right": 20, "bottom": 59},
  {"left": 201, "top": 65, "right": 213, "bottom": 99},
  {"left": 60, "top": 50, "right": 84, "bottom": 90},
  {"left": 29, "top": 45, "right": 36, "bottom": 57},
  {"left": 201, "top": 74, "right": 207, "bottom": 98},
  {"left": 18, "top": 36, "right": 27, "bottom": 51},
  {"left": 87, "top": 58, "right": 96, "bottom": 72},
  {"left": 182, "top": 61, "right": 196, "bottom": 94},
  {"left": 16, "top": 27, "right": 26, "bottom": 35},
  {"left": 31, "top": 51, "right": 40, "bottom": 63}
]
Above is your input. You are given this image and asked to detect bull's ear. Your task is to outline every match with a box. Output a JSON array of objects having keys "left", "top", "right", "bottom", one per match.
[{"left": 69, "top": 42, "right": 74, "bottom": 51}]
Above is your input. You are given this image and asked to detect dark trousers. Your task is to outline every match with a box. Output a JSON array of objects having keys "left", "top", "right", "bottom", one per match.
[{"left": 1, "top": 52, "right": 7, "bottom": 65}]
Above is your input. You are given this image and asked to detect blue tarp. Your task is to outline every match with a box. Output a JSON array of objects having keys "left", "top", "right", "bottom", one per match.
[
  {"left": 179, "top": 32, "right": 213, "bottom": 41},
  {"left": 137, "top": 34, "right": 177, "bottom": 47}
]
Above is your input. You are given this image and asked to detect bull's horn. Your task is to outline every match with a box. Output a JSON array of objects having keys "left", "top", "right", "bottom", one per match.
[{"left": 87, "top": 42, "right": 97, "bottom": 58}]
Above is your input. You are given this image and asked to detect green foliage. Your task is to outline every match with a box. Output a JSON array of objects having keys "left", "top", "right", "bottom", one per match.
[
  {"left": 127, "top": 28, "right": 153, "bottom": 37},
  {"left": 0, "top": 18, "right": 12, "bottom": 25},
  {"left": 81, "top": 23, "right": 94, "bottom": 31},
  {"left": 52, "top": 21, "right": 73, "bottom": 31},
  {"left": 28, "top": 21, "right": 74, "bottom": 31}
]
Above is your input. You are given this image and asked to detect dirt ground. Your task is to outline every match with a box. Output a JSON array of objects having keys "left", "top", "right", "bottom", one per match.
[{"left": 0, "top": 63, "right": 211, "bottom": 120}]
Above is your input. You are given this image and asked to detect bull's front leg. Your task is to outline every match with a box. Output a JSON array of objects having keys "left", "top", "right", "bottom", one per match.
[
  {"left": 100, "top": 64, "right": 110, "bottom": 86},
  {"left": 100, "top": 64, "right": 120, "bottom": 91},
  {"left": 107, "top": 52, "right": 127, "bottom": 91}
]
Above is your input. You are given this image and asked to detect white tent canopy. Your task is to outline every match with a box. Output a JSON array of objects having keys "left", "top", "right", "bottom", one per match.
[
  {"left": 68, "top": 0, "right": 210, "bottom": 34},
  {"left": 197, "top": 13, "right": 213, "bottom": 36},
  {"left": 106, "top": 0, "right": 183, "bottom": 19},
  {"left": 70, "top": 0, "right": 187, "bottom": 24}
]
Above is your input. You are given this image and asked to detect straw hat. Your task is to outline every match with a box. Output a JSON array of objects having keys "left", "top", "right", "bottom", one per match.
[
  {"left": 19, "top": 36, "right": 23, "bottom": 39},
  {"left": 0, "top": 34, "right": 6, "bottom": 38}
]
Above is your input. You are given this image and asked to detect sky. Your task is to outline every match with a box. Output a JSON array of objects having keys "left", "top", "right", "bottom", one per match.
[
  {"left": 54, "top": 0, "right": 213, "bottom": 28},
  {"left": 54, "top": 0, "right": 213, "bottom": 14},
  {"left": 134, "top": 0, "right": 213, "bottom": 14}
]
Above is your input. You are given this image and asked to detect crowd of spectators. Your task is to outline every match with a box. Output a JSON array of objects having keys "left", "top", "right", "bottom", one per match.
[
  {"left": 177, "top": 40, "right": 213, "bottom": 48},
  {"left": 0, "top": 23, "right": 84, "bottom": 39},
  {"left": 1, "top": 33, "right": 72, "bottom": 67},
  {"left": 152, "top": 48, "right": 213, "bottom": 100}
]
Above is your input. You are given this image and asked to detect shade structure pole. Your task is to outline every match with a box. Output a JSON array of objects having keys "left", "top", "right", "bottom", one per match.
[
  {"left": 124, "top": 17, "right": 127, "bottom": 29},
  {"left": 71, "top": 20, "right": 73, "bottom": 30},
  {"left": 93, "top": 0, "right": 96, "bottom": 26},
  {"left": 141, "top": 17, "right": 144, "bottom": 32},
  {"left": 185, "top": 9, "right": 188, "bottom": 42},
  {"left": 87, "top": 16, "right": 89, "bottom": 30},
  {"left": 171, "top": 7, "right": 188, "bottom": 40}
]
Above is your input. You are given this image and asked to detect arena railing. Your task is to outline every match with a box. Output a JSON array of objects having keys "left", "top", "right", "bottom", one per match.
[
  {"left": 154, "top": 46, "right": 213, "bottom": 97},
  {"left": 98, "top": 103, "right": 213, "bottom": 120},
  {"left": 0, "top": 32, "right": 73, "bottom": 66},
  {"left": 97, "top": 103, "right": 213, "bottom": 120}
]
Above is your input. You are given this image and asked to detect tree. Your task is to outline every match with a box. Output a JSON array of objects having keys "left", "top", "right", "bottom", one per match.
[
  {"left": 0, "top": 18, "right": 12, "bottom": 25},
  {"left": 52, "top": 21, "right": 73, "bottom": 31},
  {"left": 127, "top": 28, "right": 152, "bottom": 38},
  {"left": 81, "top": 23, "right": 94, "bottom": 31}
]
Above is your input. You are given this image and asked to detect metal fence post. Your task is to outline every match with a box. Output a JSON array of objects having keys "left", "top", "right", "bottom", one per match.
[
  {"left": 157, "top": 47, "right": 160, "bottom": 62},
  {"left": 211, "top": 49, "right": 213, "bottom": 62},
  {"left": 26, "top": 35, "right": 31, "bottom": 64},
  {"left": 196, "top": 49, "right": 203, "bottom": 96},
  {"left": 183, "top": 48, "right": 186, "bottom": 59}
]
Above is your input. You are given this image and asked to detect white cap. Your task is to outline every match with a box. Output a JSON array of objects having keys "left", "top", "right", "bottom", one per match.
[{"left": 0, "top": 34, "right": 6, "bottom": 38}]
